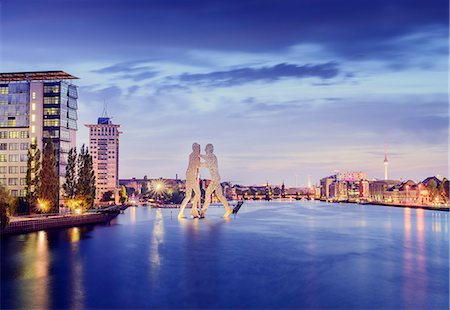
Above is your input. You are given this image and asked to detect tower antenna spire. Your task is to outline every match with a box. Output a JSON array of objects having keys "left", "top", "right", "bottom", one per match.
[
  {"left": 383, "top": 141, "right": 389, "bottom": 180},
  {"left": 102, "top": 99, "right": 108, "bottom": 118}
]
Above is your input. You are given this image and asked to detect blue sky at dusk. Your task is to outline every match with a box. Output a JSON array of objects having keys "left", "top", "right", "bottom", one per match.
[{"left": 1, "top": 0, "right": 448, "bottom": 186}]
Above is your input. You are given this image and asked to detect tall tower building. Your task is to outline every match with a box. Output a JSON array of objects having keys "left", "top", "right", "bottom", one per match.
[
  {"left": 0, "top": 71, "right": 78, "bottom": 201},
  {"left": 85, "top": 116, "right": 120, "bottom": 204},
  {"left": 384, "top": 153, "right": 389, "bottom": 180}
]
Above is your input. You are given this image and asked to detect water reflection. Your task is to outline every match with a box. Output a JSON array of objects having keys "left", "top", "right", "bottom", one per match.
[
  {"left": 69, "top": 227, "right": 84, "bottom": 308},
  {"left": 130, "top": 206, "right": 136, "bottom": 224},
  {"left": 416, "top": 209, "right": 427, "bottom": 306},
  {"left": 150, "top": 208, "right": 164, "bottom": 267},
  {"left": 20, "top": 231, "right": 50, "bottom": 309},
  {"left": 431, "top": 212, "right": 448, "bottom": 233},
  {"left": 69, "top": 227, "right": 80, "bottom": 243},
  {"left": 403, "top": 208, "right": 413, "bottom": 308}
]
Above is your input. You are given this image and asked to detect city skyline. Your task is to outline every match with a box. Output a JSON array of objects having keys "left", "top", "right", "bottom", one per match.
[{"left": 1, "top": 0, "right": 447, "bottom": 185}]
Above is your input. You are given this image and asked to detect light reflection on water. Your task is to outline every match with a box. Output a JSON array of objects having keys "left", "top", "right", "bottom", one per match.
[
  {"left": 34, "top": 231, "right": 49, "bottom": 309},
  {"left": 1, "top": 202, "right": 448, "bottom": 309}
]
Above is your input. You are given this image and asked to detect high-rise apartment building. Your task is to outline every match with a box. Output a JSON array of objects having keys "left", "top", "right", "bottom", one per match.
[
  {"left": 0, "top": 71, "right": 79, "bottom": 200},
  {"left": 85, "top": 116, "right": 120, "bottom": 204}
]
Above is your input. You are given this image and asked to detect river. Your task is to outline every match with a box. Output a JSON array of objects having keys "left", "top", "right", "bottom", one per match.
[{"left": 1, "top": 201, "right": 449, "bottom": 309}]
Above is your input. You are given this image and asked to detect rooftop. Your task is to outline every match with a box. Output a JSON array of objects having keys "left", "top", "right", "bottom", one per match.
[{"left": 0, "top": 71, "right": 78, "bottom": 82}]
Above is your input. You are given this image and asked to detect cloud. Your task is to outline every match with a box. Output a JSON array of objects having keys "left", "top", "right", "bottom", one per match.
[
  {"left": 121, "top": 71, "right": 158, "bottom": 81},
  {"left": 177, "top": 62, "right": 340, "bottom": 87},
  {"left": 92, "top": 60, "right": 158, "bottom": 81},
  {"left": 3, "top": 0, "right": 447, "bottom": 63}
]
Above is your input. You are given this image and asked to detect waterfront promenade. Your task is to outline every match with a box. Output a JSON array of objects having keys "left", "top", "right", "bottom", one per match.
[
  {"left": 1, "top": 207, "right": 122, "bottom": 235},
  {"left": 1, "top": 201, "right": 448, "bottom": 309}
]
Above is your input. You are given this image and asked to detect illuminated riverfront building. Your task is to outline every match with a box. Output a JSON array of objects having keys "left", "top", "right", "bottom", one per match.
[
  {"left": 0, "top": 71, "right": 78, "bottom": 201},
  {"left": 86, "top": 115, "right": 121, "bottom": 204}
]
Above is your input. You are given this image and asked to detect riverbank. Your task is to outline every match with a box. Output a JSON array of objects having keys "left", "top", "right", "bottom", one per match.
[
  {"left": 319, "top": 198, "right": 449, "bottom": 212},
  {"left": 1, "top": 208, "right": 122, "bottom": 235}
]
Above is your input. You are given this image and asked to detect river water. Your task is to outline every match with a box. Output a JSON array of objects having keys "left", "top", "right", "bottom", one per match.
[{"left": 1, "top": 201, "right": 449, "bottom": 309}]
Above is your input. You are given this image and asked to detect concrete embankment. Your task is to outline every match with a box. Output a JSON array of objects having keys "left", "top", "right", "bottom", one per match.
[{"left": 1, "top": 210, "right": 120, "bottom": 235}]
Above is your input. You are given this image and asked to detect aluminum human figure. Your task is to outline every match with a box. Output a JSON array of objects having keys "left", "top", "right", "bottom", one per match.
[
  {"left": 178, "top": 143, "right": 201, "bottom": 218},
  {"left": 200, "top": 144, "right": 233, "bottom": 218}
]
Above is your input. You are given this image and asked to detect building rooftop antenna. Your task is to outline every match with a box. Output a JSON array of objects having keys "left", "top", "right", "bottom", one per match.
[{"left": 102, "top": 100, "right": 109, "bottom": 118}]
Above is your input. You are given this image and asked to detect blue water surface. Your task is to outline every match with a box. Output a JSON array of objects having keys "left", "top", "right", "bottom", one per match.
[{"left": 1, "top": 201, "right": 449, "bottom": 309}]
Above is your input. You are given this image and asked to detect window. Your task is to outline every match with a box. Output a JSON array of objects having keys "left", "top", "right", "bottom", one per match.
[
  {"left": 32, "top": 103, "right": 36, "bottom": 111},
  {"left": 0, "top": 166, "right": 6, "bottom": 173},
  {"left": 0, "top": 143, "right": 6, "bottom": 150},
  {"left": 20, "top": 178, "right": 26, "bottom": 186},
  {"left": 43, "top": 130, "right": 59, "bottom": 138},
  {"left": 31, "top": 114, "right": 36, "bottom": 122},
  {"left": 9, "top": 131, "right": 19, "bottom": 139},
  {"left": 20, "top": 166, "right": 27, "bottom": 173},
  {"left": 0, "top": 87, "right": 8, "bottom": 94},
  {"left": 7, "top": 119, "right": 16, "bottom": 126},
  {"left": 44, "top": 108, "right": 59, "bottom": 115},
  {"left": 32, "top": 92, "right": 36, "bottom": 99},
  {"left": 44, "top": 85, "right": 59, "bottom": 93},
  {"left": 0, "top": 178, "right": 6, "bottom": 185},
  {"left": 0, "top": 131, "right": 6, "bottom": 139},
  {"left": 20, "top": 189, "right": 27, "bottom": 197},
  {"left": 44, "top": 119, "right": 60, "bottom": 127},
  {"left": 0, "top": 154, "right": 6, "bottom": 162},
  {"left": 9, "top": 143, "right": 18, "bottom": 150},
  {"left": 11, "top": 190, "right": 18, "bottom": 197},
  {"left": 44, "top": 97, "right": 59, "bottom": 105},
  {"left": 68, "top": 86, "right": 77, "bottom": 98},
  {"left": 9, "top": 154, "right": 19, "bottom": 162},
  {"left": 9, "top": 166, "right": 18, "bottom": 174},
  {"left": 20, "top": 143, "right": 29, "bottom": 150},
  {"left": 20, "top": 131, "right": 29, "bottom": 138},
  {"left": 8, "top": 178, "right": 18, "bottom": 186},
  {"left": 20, "top": 154, "right": 27, "bottom": 162}
]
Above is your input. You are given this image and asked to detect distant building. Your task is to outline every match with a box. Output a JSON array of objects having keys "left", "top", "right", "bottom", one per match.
[
  {"left": 0, "top": 71, "right": 78, "bottom": 204},
  {"left": 336, "top": 171, "right": 367, "bottom": 182},
  {"left": 320, "top": 175, "right": 336, "bottom": 199},
  {"left": 86, "top": 116, "right": 120, "bottom": 204},
  {"left": 368, "top": 180, "right": 401, "bottom": 202}
]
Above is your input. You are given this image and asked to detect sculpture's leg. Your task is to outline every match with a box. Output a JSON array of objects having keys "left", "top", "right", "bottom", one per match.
[
  {"left": 215, "top": 186, "right": 232, "bottom": 218},
  {"left": 200, "top": 185, "right": 214, "bottom": 217},
  {"left": 190, "top": 183, "right": 201, "bottom": 217},
  {"left": 178, "top": 185, "right": 192, "bottom": 218}
]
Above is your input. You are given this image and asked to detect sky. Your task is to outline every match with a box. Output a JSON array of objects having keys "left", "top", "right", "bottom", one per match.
[{"left": 0, "top": 0, "right": 448, "bottom": 186}]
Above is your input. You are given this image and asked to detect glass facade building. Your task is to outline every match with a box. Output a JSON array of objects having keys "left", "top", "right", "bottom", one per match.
[{"left": 0, "top": 71, "right": 79, "bottom": 204}]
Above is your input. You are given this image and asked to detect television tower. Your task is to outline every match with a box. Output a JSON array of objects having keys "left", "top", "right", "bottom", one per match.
[{"left": 384, "top": 153, "right": 389, "bottom": 180}]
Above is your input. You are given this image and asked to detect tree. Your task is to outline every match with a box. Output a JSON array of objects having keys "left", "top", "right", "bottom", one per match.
[
  {"left": 0, "top": 185, "right": 13, "bottom": 229},
  {"left": 141, "top": 175, "right": 149, "bottom": 195},
  {"left": 37, "top": 141, "right": 59, "bottom": 213},
  {"left": 25, "top": 147, "right": 41, "bottom": 209},
  {"left": 76, "top": 144, "right": 96, "bottom": 210},
  {"left": 119, "top": 186, "right": 128, "bottom": 205},
  {"left": 63, "top": 147, "right": 77, "bottom": 199},
  {"left": 442, "top": 178, "right": 449, "bottom": 203},
  {"left": 427, "top": 179, "right": 438, "bottom": 203},
  {"left": 168, "top": 188, "right": 185, "bottom": 204}
]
